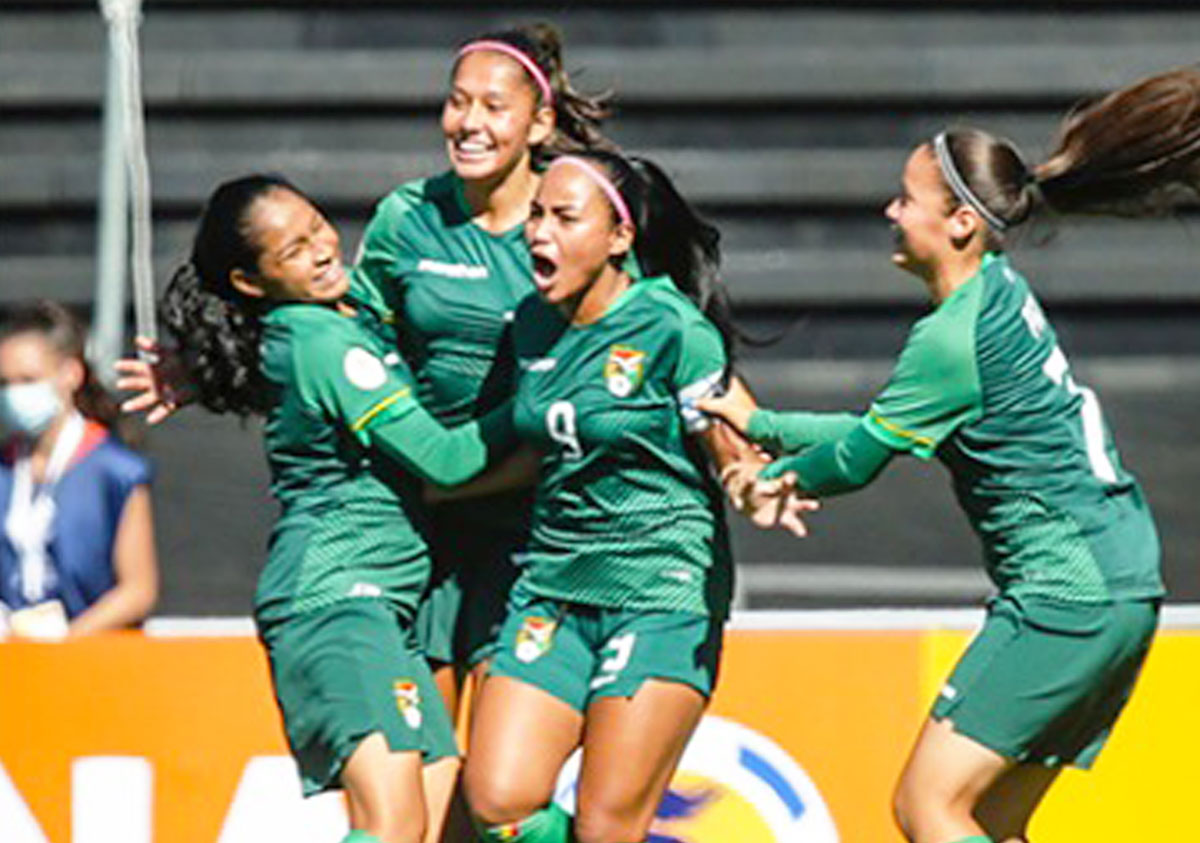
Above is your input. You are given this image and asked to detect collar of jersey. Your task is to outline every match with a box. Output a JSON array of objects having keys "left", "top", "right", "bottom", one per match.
[
  {"left": 570, "top": 275, "right": 673, "bottom": 329},
  {"left": 449, "top": 172, "right": 527, "bottom": 241},
  {"left": 936, "top": 251, "right": 1004, "bottom": 311}
]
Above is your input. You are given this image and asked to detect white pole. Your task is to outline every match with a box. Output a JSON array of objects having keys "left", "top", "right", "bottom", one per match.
[
  {"left": 92, "top": 7, "right": 129, "bottom": 385},
  {"left": 118, "top": 0, "right": 157, "bottom": 348},
  {"left": 93, "top": 0, "right": 154, "bottom": 384}
]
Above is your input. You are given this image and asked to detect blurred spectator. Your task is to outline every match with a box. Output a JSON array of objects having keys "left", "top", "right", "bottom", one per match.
[{"left": 0, "top": 301, "right": 157, "bottom": 638}]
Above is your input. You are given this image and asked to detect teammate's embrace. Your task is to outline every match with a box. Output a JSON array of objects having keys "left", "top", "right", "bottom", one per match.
[
  {"left": 701, "top": 67, "right": 1200, "bottom": 843},
  {"left": 461, "top": 150, "right": 812, "bottom": 843}
]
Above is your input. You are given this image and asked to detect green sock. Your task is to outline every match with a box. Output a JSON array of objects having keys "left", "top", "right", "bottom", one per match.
[
  {"left": 950, "top": 837, "right": 993, "bottom": 843},
  {"left": 478, "top": 803, "right": 572, "bottom": 842},
  {"left": 341, "top": 832, "right": 386, "bottom": 843}
]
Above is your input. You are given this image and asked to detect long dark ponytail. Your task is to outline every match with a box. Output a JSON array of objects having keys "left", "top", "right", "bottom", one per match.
[
  {"left": 931, "top": 66, "right": 1200, "bottom": 249},
  {"left": 159, "top": 173, "right": 305, "bottom": 417},
  {"left": 455, "top": 23, "right": 618, "bottom": 166}
]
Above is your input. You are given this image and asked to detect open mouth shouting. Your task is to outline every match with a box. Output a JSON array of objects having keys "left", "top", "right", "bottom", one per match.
[{"left": 530, "top": 251, "right": 558, "bottom": 292}]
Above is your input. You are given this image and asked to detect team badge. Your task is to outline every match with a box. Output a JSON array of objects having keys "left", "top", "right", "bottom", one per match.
[
  {"left": 604, "top": 346, "right": 646, "bottom": 397},
  {"left": 392, "top": 679, "right": 422, "bottom": 729},
  {"left": 514, "top": 616, "right": 557, "bottom": 663},
  {"left": 344, "top": 347, "right": 387, "bottom": 390}
]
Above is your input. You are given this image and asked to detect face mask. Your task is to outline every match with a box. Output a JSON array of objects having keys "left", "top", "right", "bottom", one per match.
[{"left": 0, "top": 381, "right": 63, "bottom": 436}]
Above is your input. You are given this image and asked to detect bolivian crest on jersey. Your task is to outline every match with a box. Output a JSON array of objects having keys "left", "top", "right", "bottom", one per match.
[
  {"left": 392, "top": 679, "right": 422, "bottom": 729},
  {"left": 511, "top": 277, "right": 735, "bottom": 617},
  {"left": 604, "top": 345, "right": 645, "bottom": 397},
  {"left": 515, "top": 615, "right": 557, "bottom": 663}
]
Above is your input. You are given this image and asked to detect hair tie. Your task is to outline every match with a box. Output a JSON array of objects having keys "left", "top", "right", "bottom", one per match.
[
  {"left": 933, "top": 132, "right": 1008, "bottom": 232},
  {"left": 548, "top": 156, "right": 635, "bottom": 229},
  {"left": 458, "top": 40, "right": 554, "bottom": 108}
]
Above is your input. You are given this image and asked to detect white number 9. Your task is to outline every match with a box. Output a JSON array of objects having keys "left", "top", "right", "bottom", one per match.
[{"left": 547, "top": 400, "right": 583, "bottom": 460}]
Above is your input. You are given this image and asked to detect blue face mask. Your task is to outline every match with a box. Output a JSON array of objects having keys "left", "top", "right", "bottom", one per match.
[{"left": 0, "top": 381, "right": 63, "bottom": 436}]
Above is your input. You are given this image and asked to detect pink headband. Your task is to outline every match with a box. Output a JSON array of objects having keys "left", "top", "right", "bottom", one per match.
[
  {"left": 457, "top": 40, "right": 554, "bottom": 108},
  {"left": 549, "top": 156, "right": 635, "bottom": 230}
]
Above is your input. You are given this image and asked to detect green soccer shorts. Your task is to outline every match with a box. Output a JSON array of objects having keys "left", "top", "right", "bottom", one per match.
[
  {"left": 932, "top": 595, "right": 1159, "bottom": 769},
  {"left": 260, "top": 598, "right": 459, "bottom": 795},
  {"left": 415, "top": 503, "right": 526, "bottom": 668},
  {"left": 487, "top": 583, "right": 723, "bottom": 712}
]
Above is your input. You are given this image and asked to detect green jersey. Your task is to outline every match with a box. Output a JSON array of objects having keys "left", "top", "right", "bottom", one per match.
[
  {"left": 355, "top": 171, "right": 537, "bottom": 534},
  {"left": 512, "top": 277, "right": 733, "bottom": 618},
  {"left": 356, "top": 171, "right": 532, "bottom": 427},
  {"left": 863, "top": 253, "right": 1163, "bottom": 604},
  {"left": 256, "top": 301, "right": 429, "bottom": 624},
  {"left": 255, "top": 299, "right": 512, "bottom": 625}
]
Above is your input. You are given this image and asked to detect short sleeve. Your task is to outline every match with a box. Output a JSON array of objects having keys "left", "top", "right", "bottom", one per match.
[
  {"left": 674, "top": 311, "right": 728, "bottom": 434},
  {"left": 863, "top": 308, "right": 982, "bottom": 459},
  {"left": 291, "top": 317, "right": 420, "bottom": 446}
]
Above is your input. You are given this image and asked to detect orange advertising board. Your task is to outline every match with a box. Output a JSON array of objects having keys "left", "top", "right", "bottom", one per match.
[{"left": 1, "top": 611, "right": 1196, "bottom": 842}]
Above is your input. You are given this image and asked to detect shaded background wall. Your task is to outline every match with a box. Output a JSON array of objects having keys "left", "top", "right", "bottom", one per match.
[{"left": 2, "top": 1, "right": 1197, "bottom": 613}]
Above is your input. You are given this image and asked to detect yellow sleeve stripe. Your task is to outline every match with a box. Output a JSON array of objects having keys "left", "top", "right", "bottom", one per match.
[
  {"left": 351, "top": 388, "right": 411, "bottom": 433},
  {"left": 868, "top": 411, "right": 934, "bottom": 449}
]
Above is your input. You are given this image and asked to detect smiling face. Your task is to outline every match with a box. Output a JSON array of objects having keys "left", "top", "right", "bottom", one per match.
[
  {"left": 525, "top": 161, "right": 633, "bottom": 309},
  {"left": 441, "top": 49, "right": 553, "bottom": 186},
  {"left": 885, "top": 144, "right": 960, "bottom": 281},
  {"left": 230, "top": 188, "right": 348, "bottom": 304}
]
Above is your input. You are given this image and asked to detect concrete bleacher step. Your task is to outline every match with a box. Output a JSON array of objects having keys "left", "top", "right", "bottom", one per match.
[
  {"left": 7, "top": 233, "right": 1198, "bottom": 307},
  {"left": 7, "top": 43, "right": 1200, "bottom": 108},
  {"left": 6, "top": 6, "right": 1197, "bottom": 52},
  {"left": 14, "top": 145, "right": 1200, "bottom": 210}
]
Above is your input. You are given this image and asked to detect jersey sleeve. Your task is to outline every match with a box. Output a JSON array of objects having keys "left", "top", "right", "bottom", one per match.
[
  {"left": 367, "top": 401, "right": 515, "bottom": 487},
  {"left": 760, "top": 421, "right": 894, "bottom": 496},
  {"left": 863, "top": 308, "right": 983, "bottom": 459},
  {"left": 746, "top": 409, "right": 863, "bottom": 453},
  {"left": 674, "top": 311, "right": 728, "bottom": 434},
  {"left": 290, "top": 317, "right": 420, "bottom": 447}
]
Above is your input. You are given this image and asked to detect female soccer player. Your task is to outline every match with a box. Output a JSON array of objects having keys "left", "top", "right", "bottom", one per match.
[
  {"left": 699, "top": 67, "right": 1200, "bottom": 843},
  {"left": 353, "top": 23, "right": 621, "bottom": 718},
  {"left": 459, "top": 150, "right": 807, "bottom": 843},
  {"left": 149, "top": 174, "right": 517, "bottom": 843}
]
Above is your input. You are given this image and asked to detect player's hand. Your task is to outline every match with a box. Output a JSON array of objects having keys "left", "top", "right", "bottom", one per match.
[
  {"left": 742, "top": 471, "right": 819, "bottom": 538},
  {"left": 113, "top": 336, "right": 193, "bottom": 425},
  {"left": 696, "top": 392, "right": 753, "bottom": 434},
  {"left": 719, "top": 460, "right": 761, "bottom": 513}
]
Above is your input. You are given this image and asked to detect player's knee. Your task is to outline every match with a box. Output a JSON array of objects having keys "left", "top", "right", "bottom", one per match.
[
  {"left": 892, "top": 774, "right": 945, "bottom": 842},
  {"left": 892, "top": 774, "right": 974, "bottom": 843},
  {"left": 892, "top": 779, "right": 919, "bottom": 841},
  {"left": 572, "top": 803, "right": 643, "bottom": 843},
  {"left": 462, "top": 772, "right": 540, "bottom": 826}
]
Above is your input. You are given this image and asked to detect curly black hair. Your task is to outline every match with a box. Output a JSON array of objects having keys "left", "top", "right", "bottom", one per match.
[{"left": 159, "top": 173, "right": 308, "bottom": 417}]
